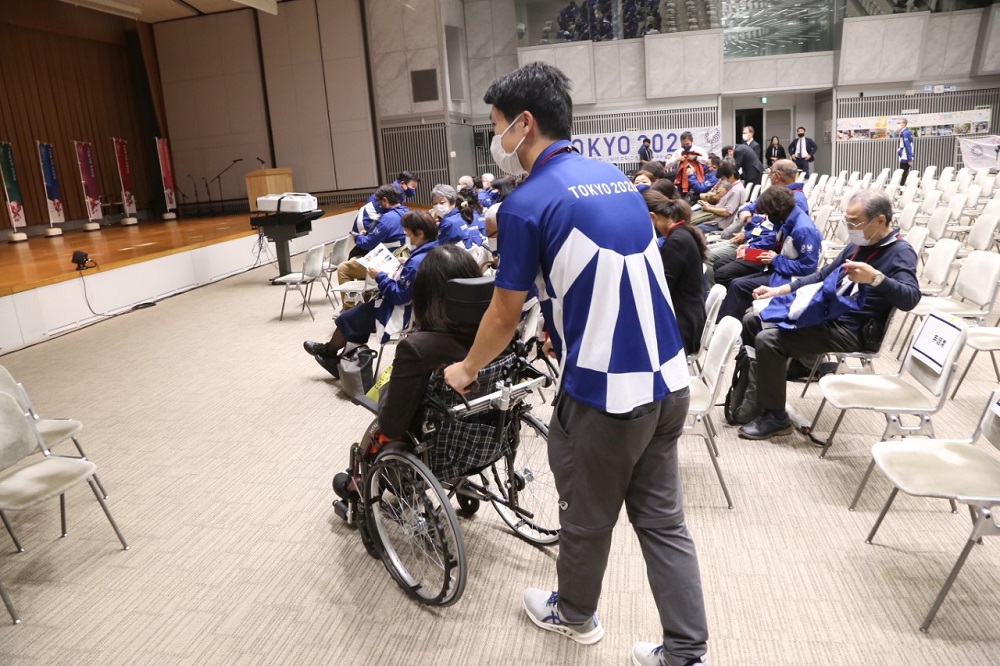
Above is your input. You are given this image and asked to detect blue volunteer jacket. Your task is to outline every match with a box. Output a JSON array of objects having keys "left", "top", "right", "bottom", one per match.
[
  {"left": 355, "top": 204, "right": 408, "bottom": 253},
  {"left": 688, "top": 169, "right": 719, "bottom": 195},
  {"left": 769, "top": 206, "right": 822, "bottom": 277},
  {"left": 898, "top": 127, "right": 914, "bottom": 163},
  {"left": 437, "top": 207, "right": 469, "bottom": 247},
  {"left": 373, "top": 240, "right": 439, "bottom": 341}
]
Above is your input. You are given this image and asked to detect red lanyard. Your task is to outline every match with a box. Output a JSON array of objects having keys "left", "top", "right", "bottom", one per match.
[{"left": 537, "top": 144, "right": 576, "bottom": 169}]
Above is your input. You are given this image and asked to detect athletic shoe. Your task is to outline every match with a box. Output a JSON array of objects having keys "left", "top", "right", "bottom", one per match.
[
  {"left": 631, "top": 642, "right": 708, "bottom": 666},
  {"left": 738, "top": 411, "right": 793, "bottom": 440},
  {"left": 522, "top": 588, "right": 604, "bottom": 645}
]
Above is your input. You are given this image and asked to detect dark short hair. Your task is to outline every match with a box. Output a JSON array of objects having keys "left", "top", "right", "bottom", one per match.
[
  {"left": 708, "top": 155, "right": 722, "bottom": 169},
  {"left": 401, "top": 210, "right": 438, "bottom": 242},
  {"left": 796, "top": 126, "right": 806, "bottom": 133},
  {"left": 398, "top": 171, "right": 420, "bottom": 183},
  {"left": 490, "top": 175, "right": 524, "bottom": 202},
  {"left": 716, "top": 160, "right": 737, "bottom": 179},
  {"left": 412, "top": 245, "right": 483, "bottom": 334},
  {"left": 755, "top": 184, "right": 796, "bottom": 222},
  {"left": 642, "top": 137, "right": 651, "bottom": 144},
  {"left": 722, "top": 144, "right": 734, "bottom": 156},
  {"left": 680, "top": 131, "right": 694, "bottom": 142},
  {"left": 375, "top": 184, "right": 402, "bottom": 205},
  {"left": 484, "top": 62, "right": 572, "bottom": 141},
  {"left": 743, "top": 126, "right": 754, "bottom": 135},
  {"left": 649, "top": 178, "right": 678, "bottom": 199},
  {"left": 457, "top": 187, "right": 482, "bottom": 223},
  {"left": 639, "top": 160, "right": 665, "bottom": 180}
]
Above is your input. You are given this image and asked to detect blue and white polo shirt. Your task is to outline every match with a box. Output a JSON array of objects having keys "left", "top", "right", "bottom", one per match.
[{"left": 495, "top": 140, "right": 689, "bottom": 414}]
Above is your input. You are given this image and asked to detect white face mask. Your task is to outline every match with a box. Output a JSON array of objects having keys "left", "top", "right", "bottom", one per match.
[
  {"left": 491, "top": 113, "right": 527, "bottom": 177},
  {"left": 742, "top": 133, "right": 751, "bottom": 142},
  {"left": 847, "top": 228, "right": 870, "bottom": 246},
  {"left": 433, "top": 202, "right": 451, "bottom": 217}
]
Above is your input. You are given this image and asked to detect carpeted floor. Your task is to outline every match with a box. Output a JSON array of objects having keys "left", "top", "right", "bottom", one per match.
[{"left": 0, "top": 260, "right": 998, "bottom": 665}]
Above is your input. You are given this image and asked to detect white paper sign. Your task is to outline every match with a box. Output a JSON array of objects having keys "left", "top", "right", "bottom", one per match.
[{"left": 912, "top": 313, "right": 963, "bottom": 373}]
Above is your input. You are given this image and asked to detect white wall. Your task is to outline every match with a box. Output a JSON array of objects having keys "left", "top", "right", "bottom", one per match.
[
  {"left": 155, "top": 10, "right": 271, "bottom": 202},
  {"left": 838, "top": 13, "right": 928, "bottom": 86},
  {"left": 920, "top": 10, "right": 982, "bottom": 81}
]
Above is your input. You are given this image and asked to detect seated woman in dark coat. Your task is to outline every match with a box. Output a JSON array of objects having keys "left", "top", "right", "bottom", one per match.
[{"left": 643, "top": 191, "right": 709, "bottom": 356}]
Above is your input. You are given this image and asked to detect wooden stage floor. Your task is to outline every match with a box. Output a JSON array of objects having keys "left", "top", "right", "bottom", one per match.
[{"left": 0, "top": 205, "right": 356, "bottom": 296}]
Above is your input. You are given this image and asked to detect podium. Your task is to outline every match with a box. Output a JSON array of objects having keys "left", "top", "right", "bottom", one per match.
[{"left": 245, "top": 168, "right": 293, "bottom": 212}]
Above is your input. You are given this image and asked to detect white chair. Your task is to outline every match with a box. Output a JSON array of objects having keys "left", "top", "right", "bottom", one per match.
[
  {"left": 976, "top": 171, "right": 996, "bottom": 197},
  {"left": 896, "top": 201, "right": 920, "bottom": 233},
  {"left": 917, "top": 238, "right": 961, "bottom": 297},
  {"left": 888, "top": 168, "right": 904, "bottom": 188},
  {"left": 893, "top": 186, "right": 918, "bottom": 215},
  {"left": 688, "top": 284, "right": 726, "bottom": 371},
  {"left": 799, "top": 310, "right": 898, "bottom": 399},
  {"left": 892, "top": 250, "right": 1000, "bottom": 357},
  {"left": 0, "top": 580, "right": 17, "bottom": 624},
  {"left": 955, "top": 171, "right": 973, "bottom": 193},
  {"left": 808, "top": 311, "right": 968, "bottom": 462},
  {"left": 902, "top": 226, "right": 929, "bottom": 261},
  {"left": 949, "top": 323, "right": 1000, "bottom": 399},
  {"left": 747, "top": 184, "right": 760, "bottom": 203},
  {"left": 913, "top": 190, "right": 943, "bottom": 221},
  {"left": 0, "top": 391, "right": 128, "bottom": 584},
  {"left": 957, "top": 213, "right": 1000, "bottom": 258},
  {"left": 323, "top": 236, "right": 352, "bottom": 298},
  {"left": 0, "top": 366, "right": 108, "bottom": 499},
  {"left": 274, "top": 244, "right": 327, "bottom": 321},
  {"left": 920, "top": 165, "right": 937, "bottom": 180},
  {"left": 863, "top": 389, "right": 1000, "bottom": 631},
  {"left": 820, "top": 220, "right": 849, "bottom": 266},
  {"left": 938, "top": 166, "right": 955, "bottom": 183},
  {"left": 939, "top": 181, "right": 958, "bottom": 205},
  {"left": 812, "top": 204, "right": 833, "bottom": 235},
  {"left": 684, "top": 316, "right": 742, "bottom": 509},
  {"left": 921, "top": 208, "right": 953, "bottom": 247}
]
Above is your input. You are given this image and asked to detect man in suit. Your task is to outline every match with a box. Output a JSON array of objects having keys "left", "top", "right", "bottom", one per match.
[
  {"left": 638, "top": 137, "right": 653, "bottom": 163},
  {"left": 897, "top": 118, "right": 914, "bottom": 182},
  {"left": 743, "top": 126, "right": 762, "bottom": 165},
  {"left": 725, "top": 143, "right": 763, "bottom": 187},
  {"left": 789, "top": 127, "right": 818, "bottom": 175}
]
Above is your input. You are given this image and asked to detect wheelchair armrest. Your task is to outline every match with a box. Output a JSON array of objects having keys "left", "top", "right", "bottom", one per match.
[{"left": 351, "top": 394, "right": 380, "bottom": 415}]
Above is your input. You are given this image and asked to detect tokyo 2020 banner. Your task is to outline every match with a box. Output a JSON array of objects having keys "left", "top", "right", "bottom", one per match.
[
  {"left": 0, "top": 142, "right": 25, "bottom": 229},
  {"left": 156, "top": 137, "right": 176, "bottom": 211},
  {"left": 74, "top": 141, "right": 103, "bottom": 221},
  {"left": 37, "top": 142, "right": 65, "bottom": 224},
  {"left": 570, "top": 126, "right": 722, "bottom": 164},
  {"left": 113, "top": 138, "right": 137, "bottom": 215}
]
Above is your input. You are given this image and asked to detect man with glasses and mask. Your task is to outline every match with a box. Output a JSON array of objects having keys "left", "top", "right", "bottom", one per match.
[
  {"left": 737, "top": 189, "right": 920, "bottom": 440},
  {"left": 444, "top": 62, "right": 709, "bottom": 666}
]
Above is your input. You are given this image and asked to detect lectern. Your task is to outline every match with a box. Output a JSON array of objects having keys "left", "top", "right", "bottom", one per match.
[{"left": 245, "top": 168, "right": 293, "bottom": 211}]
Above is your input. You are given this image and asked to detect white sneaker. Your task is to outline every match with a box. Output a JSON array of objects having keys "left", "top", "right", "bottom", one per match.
[
  {"left": 522, "top": 588, "right": 604, "bottom": 645},
  {"left": 632, "top": 642, "right": 708, "bottom": 666}
]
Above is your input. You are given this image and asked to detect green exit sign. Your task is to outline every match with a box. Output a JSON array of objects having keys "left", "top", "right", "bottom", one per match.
[{"left": 761, "top": 96, "right": 768, "bottom": 104}]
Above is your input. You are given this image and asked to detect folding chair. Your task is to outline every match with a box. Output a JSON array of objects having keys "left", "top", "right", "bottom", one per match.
[
  {"left": 323, "top": 236, "right": 352, "bottom": 298},
  {"left": 688, "top": 284, "right": 726, "bottom": 372},
  {"left": 684, "top": 316, "right": 742, "bottom": 509},
  {"left": 808, "top": 311, "right": 968, "bottom": 464},
  {"left": 0, "top": 391, "right": 128, "bottom": 623},
  {"left": 274, "top": 244, "right": 328, "bottom": 321},
  {"left": 864, "top": 389, "right": 1000, "bottom": 631}
]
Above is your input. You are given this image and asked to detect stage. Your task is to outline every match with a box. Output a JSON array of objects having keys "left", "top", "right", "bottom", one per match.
[{"left": 0, "top": 206, "right": 358, "bottom": 355}]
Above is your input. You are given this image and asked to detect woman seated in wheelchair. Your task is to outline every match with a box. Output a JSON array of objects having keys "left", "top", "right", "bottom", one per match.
[
  {"left": 334, "top": 244, "right": 518, "bottom": 499},
  {"left": 304, "top": 210, "right": 439, "bottom": 376}
]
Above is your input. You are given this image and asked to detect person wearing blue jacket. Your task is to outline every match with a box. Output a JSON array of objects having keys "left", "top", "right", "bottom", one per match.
[
  {"left": 738, "top": 189, "right": 920, "bottom": 440},
  {"left": 897, "top": 118, "right": 915, "bottom": 183},
  {"left": 686, "top": 155, "right": 720, "bottom": 196},
  {"left": 352, "top": 171, "right": 420, "bottom": 234},
  {"left": 303, "top": 211, "right": 439, "bottom": 374},
  {"left": 716, "top": 185, "right": 822, "bottom": 321},
  {"left": 339, "top": 185, "right": 408, "bottom": 284},
  {"left": 431, "top": 183, "right": 470, "bottom": 247}
]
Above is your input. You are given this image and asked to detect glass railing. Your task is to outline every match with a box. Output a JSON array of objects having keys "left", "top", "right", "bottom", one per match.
[{"left": 513, "top": 0, "right": 841, "bottom": 59}]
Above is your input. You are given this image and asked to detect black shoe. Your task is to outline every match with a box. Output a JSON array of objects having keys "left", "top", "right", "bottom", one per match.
[
  {"left": 314, "top": 353, "right": 341, "bottom": 379},
  {"left": 738, "top": 412, "right": 793, "bottom": 440},
  {"left": 333, "top": 472, "right": 359, "bottom": 500},
  {"left": 303, "top": 340, "right": 331, "bottom": 356}
]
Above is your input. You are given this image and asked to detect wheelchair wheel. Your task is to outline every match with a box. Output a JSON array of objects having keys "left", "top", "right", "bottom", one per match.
[
  {"left": 365, "top": 450, "right": 467, "bottom": 606},
  {"left": 457, "top": 495, "right": 480, "bottom": 515},
  {"left": 490, "top": 412, "right": 560, "bottom": 546}
]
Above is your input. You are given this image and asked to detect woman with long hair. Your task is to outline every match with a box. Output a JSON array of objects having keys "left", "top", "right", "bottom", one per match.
[
  {"left": 767, "top": 135, "right": 786, "bottom": 166},
  {"left": 643, "top": 190, "right": 709, "bottom": 356}
]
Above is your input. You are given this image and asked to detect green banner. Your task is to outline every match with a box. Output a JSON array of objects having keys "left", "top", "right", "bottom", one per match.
[{"left": 0, "top": 142, "right": 25, "bottom": 228}]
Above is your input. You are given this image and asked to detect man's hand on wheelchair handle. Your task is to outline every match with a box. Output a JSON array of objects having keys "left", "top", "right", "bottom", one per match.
[{"left": 444, "top": 361, "right": 479, "bottom": 394}]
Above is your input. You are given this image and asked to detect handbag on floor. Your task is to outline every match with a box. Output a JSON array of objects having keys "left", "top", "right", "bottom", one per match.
[{"left": 339, "top": 345, "right": 378, "bottom": 397}]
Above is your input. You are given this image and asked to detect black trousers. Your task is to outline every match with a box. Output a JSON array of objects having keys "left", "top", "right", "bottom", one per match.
[
  {"left": 717, "top": 272, "right": 770, "bottom": 323},
  {"left": 742, "top": 313, "right": 862, "bottom": 411},
  {"left": 793, "top": 157, "right": 810, "bottom": 175},
  {"left": 899, "top": 160, "right": 911, "bottom": 184},
  {"left": 714, "top": 258, "right": 764, "bottom": 288}
]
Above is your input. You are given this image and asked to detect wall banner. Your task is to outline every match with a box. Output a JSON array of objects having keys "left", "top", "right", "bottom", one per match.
[
  {"left": 37, "top": 142, "right": 65, "bottom": 224},
  {"left": 570, "top": 126, "right": 723, "bottom": 164},
  {"left": 74, "top": 140, "right": 103, "bottom": 221},
  {"left": 836, "top": 108, "right": 991, "bottom": 141},
  {"left": 113, "top": 138, "right": 137, "bottom": 215},
  {"left": 0, "top": 142, "right": 25, "bottom": 229},
  {"left": 155, "top": 137, "right": 176, "bottom": 211},
  {"left": 958, "top": 136, "right": 1000, "bottom": 173}
]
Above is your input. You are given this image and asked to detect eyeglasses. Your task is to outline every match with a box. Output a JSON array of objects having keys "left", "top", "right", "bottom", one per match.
[{"left": 846, "top": 217, "right": 869, "bottom": 229}]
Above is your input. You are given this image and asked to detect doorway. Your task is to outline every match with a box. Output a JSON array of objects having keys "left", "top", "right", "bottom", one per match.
[{"left": 735, "top": 108, "right": 764, "bottom": 149}]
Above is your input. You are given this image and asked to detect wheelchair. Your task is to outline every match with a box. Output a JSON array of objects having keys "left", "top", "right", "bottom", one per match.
[{"left": 333, "top": 277, "right": 560, "bottom": 607}]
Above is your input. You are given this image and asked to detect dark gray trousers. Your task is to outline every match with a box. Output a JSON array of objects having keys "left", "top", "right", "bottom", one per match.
[
  {"left": 743, "top": 313, "right": 862, "bottom": 411},
  {"left": 548, "top": 389, "right": 708, "bottom": 665}
]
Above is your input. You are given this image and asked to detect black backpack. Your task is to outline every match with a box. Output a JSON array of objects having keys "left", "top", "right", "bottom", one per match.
[{"left": 724, "top": 345, "right": 761, "bottom": 426}]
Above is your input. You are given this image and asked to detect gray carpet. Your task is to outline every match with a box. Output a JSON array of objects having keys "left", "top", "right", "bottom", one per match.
[{"left": 0, "top": 262, "right": 998, "bottom": 665}]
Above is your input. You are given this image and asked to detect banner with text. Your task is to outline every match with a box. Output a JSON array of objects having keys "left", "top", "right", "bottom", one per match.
[
  {"left": 836, "top": 108, "right": 991, "bottom": 141},
  {"left": 0, "top": 142, "right": 25, "bottom": 229},
  {"left": 37, "top": 142, "right": 65, "bottom": 224},
  {"left": 570, "top": 126, "right": 722, "bottom": 164},
  {"left": 155, "top": 137, "right": 176, "bottom": 211},
  {"left": 113, "top": 138, "right": 137, "bottom": 214},
  {"left": 74, "top": 141, "right": 103, "bottom": 221},
  {"left": 959, "top": 136, "right": 1000, "bottom": 173}
]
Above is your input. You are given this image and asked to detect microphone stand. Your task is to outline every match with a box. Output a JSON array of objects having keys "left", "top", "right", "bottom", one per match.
[
  {"left": 210, "top": 159, "right": 243, "bottom": 216},
  {"left": 188, "top": 175, "right": 200, "bottom": 215},
  {"left": 203, "top": 177, "right": 213, "bottom": 216}
]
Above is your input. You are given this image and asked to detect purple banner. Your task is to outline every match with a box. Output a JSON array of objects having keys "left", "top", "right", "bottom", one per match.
[
  {"left": 74, "top": 141, "right": 102, "bottom": 221},
  {"left": 37, "top": 142, "right": 65, "bottom": 224}
]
